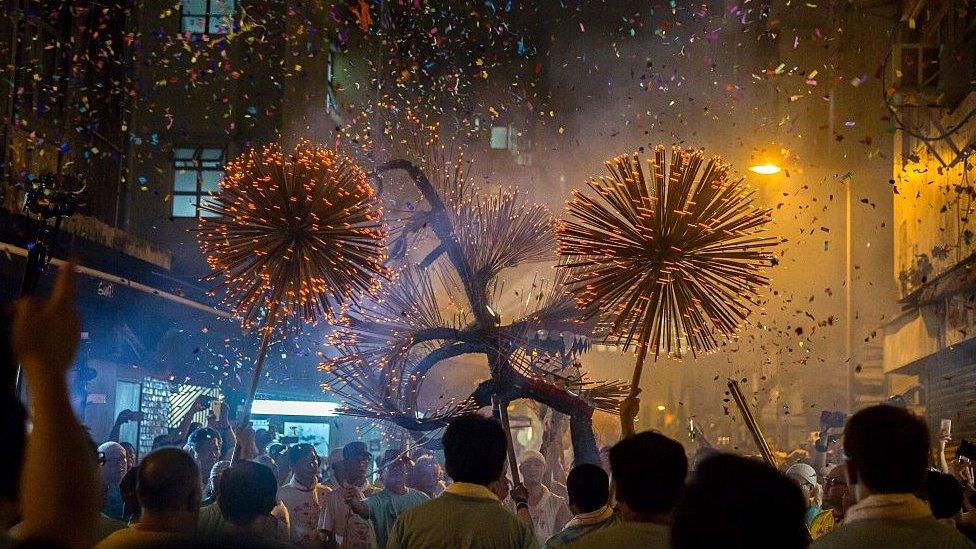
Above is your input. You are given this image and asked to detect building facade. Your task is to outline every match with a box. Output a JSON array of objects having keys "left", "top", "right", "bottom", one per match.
[
  {"left": 883, "top": 0, "right": 976, "bottom": 448},
  {"left": 0, "top": 0, "right": 382, "bottom": 457}
]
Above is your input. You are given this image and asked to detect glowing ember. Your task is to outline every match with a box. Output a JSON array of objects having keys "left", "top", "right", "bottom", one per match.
[
  {"left": 556, "top": 145, "right": 776, "bottom": 359},
  {"left": 197, "top": 140, "right": 390, "bottom": 333}
]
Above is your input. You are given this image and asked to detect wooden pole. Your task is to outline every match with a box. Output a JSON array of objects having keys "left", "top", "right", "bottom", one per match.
[
  {"left": 494, "top": 394, "right": 522, "bottom": 486},
  {"left": 727, "top": 379, "right": 776, "bottom": 466},
  {"left": 240, "top": 328, "right": 274, "bottom": 428},
  {"left": 629, "top": 341, "right": 649, "bottom": 400},
  {"left": 621, "top": 341, "right": 649, "bottom": 437}
]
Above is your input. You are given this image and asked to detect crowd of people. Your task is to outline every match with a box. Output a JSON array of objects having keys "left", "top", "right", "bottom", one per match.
[{"left": 7, "top": 267, "right": 976, "bottom": 548}]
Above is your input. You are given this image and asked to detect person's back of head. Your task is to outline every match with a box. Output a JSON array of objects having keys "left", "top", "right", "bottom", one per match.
[
  {"left": 152, "top": 433, "right": 174, "bottom": 451},
  {"left": 254, "top": 429, "right": 273, "bottom": 454},
  {"left": 566, "top": 463, "right": 610, "bottom": 514},
  {"left": 287, "top": 443, "right": 316, "bottom": 468},
  {"left": 137, "top": 447, "right": 201, "bottom": 517},
  {"left": 443, "top": 414, "right": 507, "bottom": 485},
  {"left": 218, "top": 461, "right": 277, "bottom": 527},
  {"left": 253, "top": 454, "right": 277, "bottom": 476},
  {"left": 843, "top": 404, "right": 929, "bottom": 494},
  {"left": 267, "top": 443, "right": 287, "bottom": 464},
  {"left": 609, "top": 431, "right": 687, "bottom": 518},
  {"left": 120, "top": 441, "right": 137, "bottom": 465},
  {"left": 924, "top": 469, "right": 964, "bottom": 519},
  {"left": 408, "top": 454, "right": 439, "bottom": 488},
  {"left": 671, "top": 453, "right": 808, "bottom": 549}
]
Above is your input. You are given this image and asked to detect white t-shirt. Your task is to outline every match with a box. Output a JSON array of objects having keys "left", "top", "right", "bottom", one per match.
[
  {"left": 317, "top": 481, "right": 379, "bottom": 549},
  {"left": 276, "top": 478, "right": 330, "bottom": 546},
  {"left": 528, "top": 484, "right": 567, "bottom": 542}
]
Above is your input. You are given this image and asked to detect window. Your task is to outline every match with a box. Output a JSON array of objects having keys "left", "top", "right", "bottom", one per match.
[
  {"left": 171, "top": 146, "right": 225, "bottom": 218},
  {"left": 490, "top": 125, "right": 511, "bottom": 149},
  {"left": 181, "top": 0, "right": 236, "bottom": 35},
  {"left": 489, "top": 124, "right": 531, "bottom": 164},
  {"left": 114, "top": 380, "right": 142, "bottom": 457}
]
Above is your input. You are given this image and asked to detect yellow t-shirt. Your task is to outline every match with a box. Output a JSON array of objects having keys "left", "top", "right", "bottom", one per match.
[{"left": 95, "top": 526, "right": 187, "bottom": 549}]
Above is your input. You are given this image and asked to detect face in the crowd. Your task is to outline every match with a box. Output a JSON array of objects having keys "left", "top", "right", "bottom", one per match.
[
  {"left": 384, "top": 460, "right": 410, "bottom": 489},
  {"left": 408, "top": 459, "right": 438, "bottom": 489},
  {"left": 122, "top": 445, "right": 137, "bottom": 468},
  {"left": 294, "top": 448, "right": 321, "bottom": 482},
  {"left": 101, "top": 444, "right": 128, "bottom": 484},
  {"left": 194, "top": 437, "right": 221, "bottom": 472},
  {"left": 520, "top": 458, "right": 546, "bottom": 485},
  {"left": 348, "top": 454, "right": 370, "bottom": 479},
  {"left": 792, "top": 477, "right": 816, "bottom": 507}
]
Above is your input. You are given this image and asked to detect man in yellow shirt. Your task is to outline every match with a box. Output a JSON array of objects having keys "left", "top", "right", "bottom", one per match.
[
  {"left": 97, "top": 448, "right": 201, "bottom": 548},
  {"left": 388, "top": 414, "right": 537, "bottom": 549}
]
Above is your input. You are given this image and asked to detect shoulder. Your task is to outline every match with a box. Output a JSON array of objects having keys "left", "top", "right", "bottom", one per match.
[
  {"left": 567, "top": 525, "right": 614, "bottom": 547},
  {"left": 398, "top": 495, "right": 443, "bottom": 518},
  {"left": 98, "top": 527, "right": 138, "bottom": 543},
  {"left": 322, "top": 487, "right": 345, "bottom": 505},
  {"left": 569, "top": 522, "right": 669, "bottom": 549},
  {"left": 813, "top": 519, "right": 976, "bottom": 549},
  {"left": 96, "top": 528, "right": 173, "bottom": 549}
]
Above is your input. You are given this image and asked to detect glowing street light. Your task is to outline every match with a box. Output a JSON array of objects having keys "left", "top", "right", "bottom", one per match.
[{"left": 749, "top": 163, "right": 781, "bottom": 175}]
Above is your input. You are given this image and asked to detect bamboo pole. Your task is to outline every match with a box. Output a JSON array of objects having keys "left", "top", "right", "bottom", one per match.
[
  {"left": 727, "top": 379, "right": 775, "bottom": 466},
  {"left": 240, "top": 328, "right": 274, "bottom": 429},
  {"left": 494, "top": 394, "right": 522, "bottom": 486}
]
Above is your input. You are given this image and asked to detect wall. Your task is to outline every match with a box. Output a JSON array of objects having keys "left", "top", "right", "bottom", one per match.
[{"left": 893, "top": 94, "right": 976, "bottom": 297}]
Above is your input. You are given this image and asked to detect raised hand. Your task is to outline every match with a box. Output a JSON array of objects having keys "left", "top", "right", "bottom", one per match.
[
  {"left": 13, "top": 262, "right": 80, "bottom": 375},
  {"left": 619, "top": 389, "right": 641, "bottom": 438}
]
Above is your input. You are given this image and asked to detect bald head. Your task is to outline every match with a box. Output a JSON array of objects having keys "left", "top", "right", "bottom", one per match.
[
  {"left": 137, "top": 448, "right": 200, "bottom": 514},
  {"left": 98, "top": 442, "right": 128, "bottom": 483}
]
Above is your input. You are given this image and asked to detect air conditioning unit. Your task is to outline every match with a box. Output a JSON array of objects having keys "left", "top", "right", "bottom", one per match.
[
  {"left": 890, "top": 41, "right": 975, "bottom": 108},
  {"left": 889, "top": 43, "right": 942, "bottom": 106}
]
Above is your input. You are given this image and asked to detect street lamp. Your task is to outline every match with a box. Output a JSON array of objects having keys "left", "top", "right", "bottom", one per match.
[{"left": 749, "top": 163, "right": 782, "bottom": 175}]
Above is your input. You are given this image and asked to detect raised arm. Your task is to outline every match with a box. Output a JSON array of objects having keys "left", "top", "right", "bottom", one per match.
[
  {"left": 208, "top": 401, "right": 238, "bottom": 460},
  {"left": 938, "top": 433, "right": 951, "bottom": 474},
  {"left": 175, "top": 394, "right": 208, "bottom": 444},
  {"left": 13, "top": 263, "right": 98, "bottom": 548},
  {"left": 108, "top": 409, "right": 138, "bottom": 443}
]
